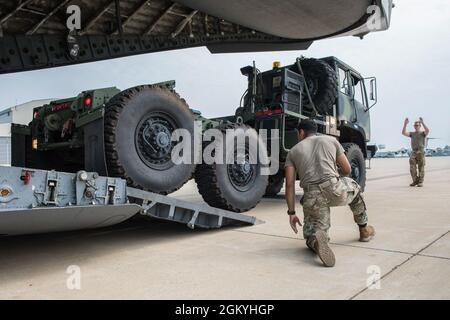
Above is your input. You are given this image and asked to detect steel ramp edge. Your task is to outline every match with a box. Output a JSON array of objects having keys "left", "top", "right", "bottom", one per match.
[
  {"left": 126, "top": 187, "right": 263, "bottom": 229},
  {"left": 0, "top": 204, "right": 142, "bottom": 236}
]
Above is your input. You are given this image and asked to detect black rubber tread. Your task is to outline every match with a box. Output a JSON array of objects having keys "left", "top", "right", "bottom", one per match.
[
  {"left": 294, "top": 58, "right": 338, "bottom": 116},
  {"left": 194, "top": 123, "right": 269, "bottom": 212},
  {"left": 342, "top": 142, "right": 366, "bottom": 192},
  {"left": 264, "top": 170, "right": 285, "bottom": 197},
  {"left": 104, "top": 85, "right": 195, "bottom": 195}
]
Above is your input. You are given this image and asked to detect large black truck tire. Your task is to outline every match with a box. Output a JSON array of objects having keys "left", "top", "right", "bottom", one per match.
[
  {"left": 264, "top": 171, "right": 285, "bottom": 197},
  {"left": 342, "top": 143, "right": 366, "bottom": 192},
  {"left": 104, "top": 85, "right": 195, "bottom": 194},
  {"left": 294, "top": 58, "right": 338, "bottom": 116},
  {"left": 195, "top": 123, "right": 269, "bottom": 212}
]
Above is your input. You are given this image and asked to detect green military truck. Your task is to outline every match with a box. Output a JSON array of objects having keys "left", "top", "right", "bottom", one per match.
[{"left": 12, "top": 56, "right": 378, "bottom": 213}]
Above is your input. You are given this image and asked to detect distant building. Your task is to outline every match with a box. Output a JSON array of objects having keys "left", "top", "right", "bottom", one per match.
[{"left": 0, "top": 99, "right": 54, "bottom": 165}]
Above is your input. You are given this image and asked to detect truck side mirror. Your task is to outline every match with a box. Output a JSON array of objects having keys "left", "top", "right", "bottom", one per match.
[
  {"left": 240, "top": 66, "right": 253, "bottom": 76},
  {"left": 370, "top": 79, "right": 376, "bottom": 100},
  {"left": 365, "top": 77, "right": 377, "bottom": 110}
]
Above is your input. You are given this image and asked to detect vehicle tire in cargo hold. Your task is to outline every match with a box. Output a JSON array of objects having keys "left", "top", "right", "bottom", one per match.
[
  {"left": 342, "top": 143, "right": 366, "bottom": 192},
  {"left": 104, "top": 85, "right": 195, "bottom": 194},
  {"left": 294, "top": 58, "right": 338, "bottom": 116},
  {"left": 195, "top": 124, "right": 269, "bottom": 212}
]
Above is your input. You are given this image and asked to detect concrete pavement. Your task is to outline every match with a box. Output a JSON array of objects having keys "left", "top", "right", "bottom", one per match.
[{"left": 0, "top": 157, "right": 449, "bottom": 299}]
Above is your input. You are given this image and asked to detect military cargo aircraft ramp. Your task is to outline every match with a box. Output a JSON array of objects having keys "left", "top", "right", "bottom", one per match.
[{"left": 0, "top": 0, "right": 393, "bottom": 74}]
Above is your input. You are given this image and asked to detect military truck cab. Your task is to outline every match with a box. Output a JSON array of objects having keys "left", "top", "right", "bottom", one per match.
[
  {"left": 235, "top": 56, "right": 378, "bottom": 193},
  {"left": 325, "top": 57, "right": 378, "bottom": 157}
]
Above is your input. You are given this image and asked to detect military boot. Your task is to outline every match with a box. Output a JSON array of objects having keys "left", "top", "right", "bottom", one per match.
[
  {"left": 359, "top": 225, "right": 376, "bottom": 242},
  {"left": 410, "top": 181, "right": 418, "bottom": 187},
  {"left": 416, "top": 182, "right": 423, "bottom": 187},
  {"left": 311, "top": 230, "right": 335, "bottom": 267}
]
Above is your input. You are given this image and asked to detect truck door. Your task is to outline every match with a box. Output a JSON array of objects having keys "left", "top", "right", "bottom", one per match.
[
  {"left": 337, "top": 67, "right": 356, "bottom": 123},
  {"left": 350, "top": 73, "right": 371, "bottom": 141}
]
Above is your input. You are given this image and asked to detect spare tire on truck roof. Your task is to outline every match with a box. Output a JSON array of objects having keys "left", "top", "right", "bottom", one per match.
[{"left": 292, "top": 58, "right": 338, "bottom": 116}]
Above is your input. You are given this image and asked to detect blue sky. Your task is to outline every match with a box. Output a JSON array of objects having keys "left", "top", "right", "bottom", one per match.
[{"left": 0, "top": 0, "right": 449, "bottom": 150}]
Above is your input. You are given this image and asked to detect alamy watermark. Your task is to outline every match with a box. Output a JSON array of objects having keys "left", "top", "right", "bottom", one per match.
[
  {"left": 66, "top": 265, "right": 81, "bottom": 290},
  {"left": 66, "top": 5, "right": 81, "bottom": 31},
  {"left": 366, "top": 265, "right": 381, "bottom": 290}
]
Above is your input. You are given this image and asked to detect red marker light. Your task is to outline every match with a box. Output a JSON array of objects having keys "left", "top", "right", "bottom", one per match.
[
  {"left": 20, "top": 170, "right": 32, "bottom": 185},
  {"left": 255, "top": 106, "right": 283, "bottom": 117},
  {"left": 274, "top": 106, "right": 283, "bottom": 114},
  {"left": 84, "top": 96, "right": 92, "bottom": 107},
  {"left": 24, "top": 173, "right": 31, "bottom": 185}
]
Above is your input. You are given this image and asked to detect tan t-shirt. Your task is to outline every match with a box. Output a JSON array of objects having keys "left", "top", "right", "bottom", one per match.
[
  {"left": 285, "top": 135, "right": 345, "bottom": 188},
  {"left": 410, "top": 131, "right": 426, "bottom": 152}
]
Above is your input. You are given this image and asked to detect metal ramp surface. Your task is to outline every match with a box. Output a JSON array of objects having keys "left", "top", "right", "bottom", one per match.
[{"left": 127, "top": 187, "right": 261, "bottom": 229}]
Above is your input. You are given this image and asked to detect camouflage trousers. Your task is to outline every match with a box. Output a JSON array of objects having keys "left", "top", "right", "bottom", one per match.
[
  {"left": 302, "top": 177, "right": 368, "bottom": 248},
  {"left": 410, "top": 151, "right": 425, "bottom": 184}
]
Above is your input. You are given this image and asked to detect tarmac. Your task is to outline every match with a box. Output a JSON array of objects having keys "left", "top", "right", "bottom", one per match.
[{"left": 0, "top": 157, "right": 449, "bottom": 299}]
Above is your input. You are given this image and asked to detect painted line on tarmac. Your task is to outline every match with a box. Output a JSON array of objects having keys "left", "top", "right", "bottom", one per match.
[
  {"left": 232, "top": 229, "right": 416, "bottom": 256},
  {"left": 232, "top": 229, "right": 304, "bottom": 241},
  {"left": 416, "top": 253, "right": 450, "bottom": 261},
  {"left": 329, "top": 242, "right": 414, "bottom": 256},
  {"left": 367, "top": 168, "right": 450, "bottom": 182},
  {"left": 348, "top": 228, "right": 450, "bottom": 300}
]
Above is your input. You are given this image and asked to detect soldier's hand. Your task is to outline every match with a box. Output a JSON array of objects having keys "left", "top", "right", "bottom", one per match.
[
  {"left": 404, "top": 117, "right": 409, "bottom": 125},
  {"left": 289, "top": 215, "right": 302, "bottom": 234},
  {"left": 419, "top": 117, "right": 424, "bottom": 123}
]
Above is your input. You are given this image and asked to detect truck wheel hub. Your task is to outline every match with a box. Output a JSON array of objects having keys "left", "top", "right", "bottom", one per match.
[
  {"left": 241, "top": 163, "right": 251, "bottom": 174},
  {"left": 227, "top": 156, "right": 256, "bottom": 191},
  {"left": 156, "top": 131, "right": 170, "bottom": 148},
  {"left": 136, "top": 113, "right": 176, "bottom": 170}
]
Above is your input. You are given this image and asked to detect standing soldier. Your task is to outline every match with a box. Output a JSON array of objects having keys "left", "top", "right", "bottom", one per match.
[
  {"left": 402, "top": 117, "right": 430, "bottom": 187},
  {"left": 284, "top": 119, "right": 375, "bottom": 268}
]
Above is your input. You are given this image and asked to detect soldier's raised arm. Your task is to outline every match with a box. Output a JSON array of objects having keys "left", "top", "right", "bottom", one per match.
[
  {"left": 402, "top": 118, "right": 410, "bottom": 137},
  {"left": 420, "top": 117, "right": 430, "bottom": 136}
]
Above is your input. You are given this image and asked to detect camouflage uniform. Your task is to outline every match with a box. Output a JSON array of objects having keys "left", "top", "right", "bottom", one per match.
[
  {"left": 302, "top": 176, "right": 368, "bottom": 249},
  {"left": 285, "top": 135, "right": 370, "bottom": 248},
  {"left": 409, "top": 132, "right": 426, "bottom": 184},
  {"left": 409, "top": 152, "right": 425, "bottom": 184}
]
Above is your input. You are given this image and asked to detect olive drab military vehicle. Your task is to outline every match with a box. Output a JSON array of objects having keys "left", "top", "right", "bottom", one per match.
[{"left": 12, "top": 57, "right": 378, "bottom": 213}]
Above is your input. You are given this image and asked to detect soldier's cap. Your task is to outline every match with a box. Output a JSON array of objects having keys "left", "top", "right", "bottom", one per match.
[{"left": 298, "top": 119, "right": 318, "bottom": 133}]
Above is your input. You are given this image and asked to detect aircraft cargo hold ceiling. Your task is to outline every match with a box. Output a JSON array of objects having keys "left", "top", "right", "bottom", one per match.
[{"left": 0, "top": 0, "right": 393, "bottom": 74}]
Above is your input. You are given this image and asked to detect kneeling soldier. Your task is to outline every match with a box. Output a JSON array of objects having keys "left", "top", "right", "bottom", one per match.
[{"left": 284, "top": 119, "right": 375, "bottom": 267}]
